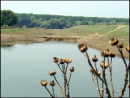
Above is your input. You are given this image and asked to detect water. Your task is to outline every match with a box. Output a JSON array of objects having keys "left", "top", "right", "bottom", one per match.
[{"left": 1, "top": 41, "right": 129, "bottom": 97}]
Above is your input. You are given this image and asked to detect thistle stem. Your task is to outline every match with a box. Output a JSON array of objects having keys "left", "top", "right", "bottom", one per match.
[
  {"left": 108, "top": 57, "right": 114, "bottom": 98},
  {"left": 102, "top": 57, "right": 111, "bottom": 98},
  {"left": 44, "top": 86, "right": 54, "bottom": 98},
  {"left": 94, "top": 62, "right": 102, "bottom": 97},
  {"left": 116, "top": 45, "right": 127, "bottom": 68},
  {"left": 53, "top": 75, "right": 65, "bottom": 97},
  {"left": 52, "top": 86, "right": 55, "bottom": 97},
  {"left": 84, "top": 52, "right": 104, "bottom": 82},
  {"left": 57, "top": 63, "right": 64, "bottom": 73}
]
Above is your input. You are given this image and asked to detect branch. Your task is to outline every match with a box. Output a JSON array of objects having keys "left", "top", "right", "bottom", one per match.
[
  {"left": 57, "top": 63, "right": 64, "bottom": 74},
  {"left": 94, "top": 62, "right": 102, "bottom": 97},
  {"left": 116, "top": 45, "right": 127, "bottom": 68},
  {"left": 53, "top": 75, "right": 65, "bottom": 97},
  {"left": 44, "top": 86, "right": 55, "bottom": 98},
  {"left": 52, "top": 86, "right": 55, "bottom": 97},
  {"left": 102, "top": 57, "right": 111, "bottom": 98},
  {"left": 119, "top": 68, "right": 129, "bottom": 97},
  {"left": 108, "top": 57, "right": 114, "bottom": 98},
  {"left": 84, "top": 52, "right": 104, "bottom": 82}
]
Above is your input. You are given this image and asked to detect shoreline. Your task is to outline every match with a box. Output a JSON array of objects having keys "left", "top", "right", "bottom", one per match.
[{"left": 1, "top": 34, "right": 129, "bottom": 60}]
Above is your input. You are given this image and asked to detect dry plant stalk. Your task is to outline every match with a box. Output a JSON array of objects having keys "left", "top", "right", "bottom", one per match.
[
  {"left": 40, "top": 37, "right": 129, "bottom": 98},
  {"left": 41, "top": 57, "right": 74, "bottom": 98},
  {"left": 77, "top": 38, "right": 129, "bottom": 98}
]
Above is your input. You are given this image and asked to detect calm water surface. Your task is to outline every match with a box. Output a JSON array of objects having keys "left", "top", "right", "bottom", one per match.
[{"left": 1, "top": 41, "right": 129, "bottom": 97}]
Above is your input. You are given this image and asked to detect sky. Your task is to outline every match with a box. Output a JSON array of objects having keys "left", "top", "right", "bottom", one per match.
[{"left": 1, "top": 1, "right": 129, "bottom": 18}]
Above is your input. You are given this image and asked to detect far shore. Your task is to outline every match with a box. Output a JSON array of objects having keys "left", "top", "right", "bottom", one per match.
[{"left": 1, "top": 34, "right": 129, "bottom": 60}]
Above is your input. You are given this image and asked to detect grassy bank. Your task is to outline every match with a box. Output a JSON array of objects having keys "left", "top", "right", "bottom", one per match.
[{"left": 1, "top": 25, "right": 129, "bottom": 59}]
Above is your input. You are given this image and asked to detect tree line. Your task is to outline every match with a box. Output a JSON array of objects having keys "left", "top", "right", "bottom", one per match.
[{"left": 1, "top": 10, "right": 129, "bottom": 29}]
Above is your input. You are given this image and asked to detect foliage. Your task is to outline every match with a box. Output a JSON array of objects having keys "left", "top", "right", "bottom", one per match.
[
  {"left": 1, "top": 10, "right": 18, "bottom": 26},
  {"left": 16, "top": 13, "right": 129, "bottom": 29}
]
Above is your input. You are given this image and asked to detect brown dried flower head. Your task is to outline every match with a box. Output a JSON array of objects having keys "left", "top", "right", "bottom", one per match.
[
  {"left": 97, "top": 71, "right": 101, "bottom": 75},
  {"left": 118, "top": 43, "right": 124, "bottom": 48},
  {"left": 78, "top": 43, "right": 88, "bottom": 52},
  {"left": 92, "top": 55, "right": 98, "bottom": 62},
  {"left": 50, "top": 80, "right": 55, "bottom": 86},
  {"left": 41, "top": 80, "right": 48, "bottom": 86},
  {"left": 64, "top": 57, "right": 72, "bottom": 63},
  {"left": 128, "top": 84, "right": 130, "bottom": 89},
  {"left": 52, "top": 57, "right": 59, "bottom": 63},
  {"left": 49, "top": 70, "right": 56, "bottom": 76},
  {"left": 126, "top": 45, "right": 130, "bottom": 52},
  {"left": 100, "top": 61, "right": 109, "bottom": 69},
  {"left": 101, "top": 49, "right": 110, "bottom": 57},
  {"left": 109, "top": 38, "right": 118, "bottom": 46},
  {"left": 90, "top": 68, "right": 100, "bottom": 76},
  {"left": 59, "top": 59, "right": 65, "bottom": 64},
  {"left": 70, "top": 67, "right": 74, "bottom": 72},
  {"left": 109, "top": 51, "right": 115, "bottom": 57}
]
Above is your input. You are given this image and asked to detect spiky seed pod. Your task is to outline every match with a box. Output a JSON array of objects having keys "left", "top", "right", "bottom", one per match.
[
  {"left": 97, "top": 71, "right": 101, "bottom": 75},
  {"left": 50, "top": 80, "right": 55, "bottom": 86},
  {"left": 64, "top": 57, "right": 72, "bottom": 63},
  {"left": 118, "top": 43, "right": 124, "bottom": 48},
  {"left": 78, "top": 43, "right": 88, "bottom": 52},
  {"left": 52, "top": 57, "right": 59, "bottom": 63},
  {"left": 41, "top": 80, "right": 48, "bottom": 86},
  {"left": 109, "top": 38, "right": 118, "bottom": 46},
  {"left": 101, "top": 49, "right": 110, "bottom": 57},
  {"left": 92, "top": 55, "right": 98, "bottom": 62},
  {"left": 70, "top": 67, "right": 74, "bottom": 72},
  {"left": 59, "top": 59, "right": 65, "bottom": 64},
  {"left": 109, "top": 51, "right": 115, "bottom": 58},
  {"left": 49, "top": 70, "right": 56, "bottom": 76},
  {"left": 100, "top": 61, "right": 109, "bottom": 69},
  {"left": 126, "top": 45, "right": 130, "bottom": 52}
]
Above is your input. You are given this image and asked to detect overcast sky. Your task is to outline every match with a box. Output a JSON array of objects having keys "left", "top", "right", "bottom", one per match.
[{"left": 1, "top": 1, "right": 129, "bottom": 18}]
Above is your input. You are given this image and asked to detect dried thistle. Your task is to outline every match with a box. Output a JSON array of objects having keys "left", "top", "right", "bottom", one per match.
[
  {"left": 78, "top": 43, "right": 88, "bottom": 52},
  {"left": 64, "top": 57, "right": 72, "bottom": 63},
  {"left": 59, "top": 59, "right": 65, "bottom": 64},
  {"left": 92, "top": 55, "right": 98, "bottom": 62},
  {"left": 126, "top": 45, "right": 130, "bottom": 52},
  {"left": 52, "top": 57, "right": 59, "bottom": 63},
  {"left": 50, "top": 80, "right": 55, "bottom": 86},
  {"left": 100, "top": 61, "right": 109, "bottom": 69},
  {"left": 41, "top": 80, "right": 48, "bottom": 86},
  {"left": 118, "top": 43, "right": 124, "bottom": 48},
  {"left": 49, "top": 70, "right": 56, "bottom": 76},
  {"left": 109, "top": 38, "right": 118, "bottom": 46},
  {"left": 70, "top": 67, "right": 74, "bottom": 72},
  {"left": 109, "top": 51, "right": 116, "bottom": 58},
  {"left": 97, "top": 71, "right": 101, "bottom": 75},
  {"left": 101, "top": 49, "right": 110, "bottom": 57}
]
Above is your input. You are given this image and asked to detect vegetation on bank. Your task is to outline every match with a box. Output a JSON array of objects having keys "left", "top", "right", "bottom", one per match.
[
  {"left": 1, "top": 25, "right": 129, "bottom": 59},
  {"left": 1, "top": 10, "right": 129, "bottom": 29}
]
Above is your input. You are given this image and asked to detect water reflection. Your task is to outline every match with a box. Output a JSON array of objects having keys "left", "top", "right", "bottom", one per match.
[{"left": 1, "top": 41, "right": 129, "bottom": 97}]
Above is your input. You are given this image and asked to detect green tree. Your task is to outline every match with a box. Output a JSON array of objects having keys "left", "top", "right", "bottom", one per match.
[{"left": 1, "top": 10, "right": 18, "bottom": 26}]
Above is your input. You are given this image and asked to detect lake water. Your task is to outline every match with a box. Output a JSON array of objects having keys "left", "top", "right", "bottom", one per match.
[{"left": 1, "top": 41, "right": 129, "bottom": 97}]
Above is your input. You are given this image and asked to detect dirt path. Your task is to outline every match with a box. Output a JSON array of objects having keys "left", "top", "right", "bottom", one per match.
[{"left": 104, "top": 25, "right": 126, "bottom": 35}]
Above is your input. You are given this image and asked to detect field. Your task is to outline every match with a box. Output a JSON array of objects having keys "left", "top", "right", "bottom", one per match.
[{"left": 1, "top": 25, "right": 129, "bottom": 59}]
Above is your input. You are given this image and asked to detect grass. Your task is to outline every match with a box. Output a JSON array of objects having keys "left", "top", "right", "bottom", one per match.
[{"left": 1, "top": 25, "right": 129, "bottom": 59}]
